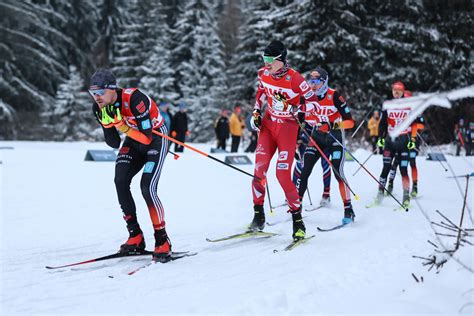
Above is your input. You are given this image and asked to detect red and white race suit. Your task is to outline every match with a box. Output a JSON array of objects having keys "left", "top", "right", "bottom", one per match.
[{"left": 252, "top": 67, "right": 318, "bottom": 211}]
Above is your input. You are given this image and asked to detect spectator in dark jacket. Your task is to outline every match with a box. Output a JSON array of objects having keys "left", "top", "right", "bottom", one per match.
[
  {"left": 171, "top": 102, "right": 189, "bottom": 152},
  {"left": 214, "top": 109, "right": 230, "bottom": 150}
]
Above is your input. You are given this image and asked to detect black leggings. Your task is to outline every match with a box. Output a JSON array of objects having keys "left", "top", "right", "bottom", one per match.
[
  {"left": 298, "top": 130, "right": 351, "bottom": 204},
  {"left": 378, "top": 135, "right": 410, "bottom": 197},
  {"left": 115, "top": 125, "right": 170, "bottom": 231}
]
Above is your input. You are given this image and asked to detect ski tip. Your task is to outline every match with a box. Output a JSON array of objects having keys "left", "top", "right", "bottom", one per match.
[{"left": 354, "top": 195, "right": 360, "bottom": 201}]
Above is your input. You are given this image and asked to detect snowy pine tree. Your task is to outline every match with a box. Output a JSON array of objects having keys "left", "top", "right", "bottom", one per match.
[
  {"left": 174, "top": 0, "right": 226, "bottom": 142},
  {"left": 44, "top": 66, "right": 96, "bottom": 141},
  {"left": 139, "top": 1, "right": 179, "bottom": 102}
]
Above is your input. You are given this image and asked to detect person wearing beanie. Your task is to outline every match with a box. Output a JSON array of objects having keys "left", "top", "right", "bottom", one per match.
[
  {"left": 88, "top": 68, "right": 173, "bottom": 262},
  {"left": 247, "top": 40, "right": 320, "bottom": 241},
  {"left": 171, "top": 102, "right": 189, "bottom": 152},
  {"left": 385, "top": 88, "right": 424, "bottom": 198},
  {"left": 296, "top": 67, "right": 356, "bottom": 223},
  {"left": 159, "top": 101, "right": 173, "bottom": 134},
  {"left": 229, "top": 105, "right": 245, "bottom": 152},
  {"left": 214, "top": 108, "right": 230, "bottom": 150},
  {"left": 370, "top": 81, "right": 424, "bottom": 209}
]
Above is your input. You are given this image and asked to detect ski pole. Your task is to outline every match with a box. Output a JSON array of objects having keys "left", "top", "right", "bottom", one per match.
[
  {"left": 266, "top": 181, "right": 275, "bottom": 214},
  {"left": 306, "top": 186, "right": 313, "bottom": 206},
  {"left": 327, "top": 131, "right": 406, "bottom": 210},
  {"left": 351, "top": 104, "right": 377, "bottom": 138},
  {"left": 168, "top": 150, "right": 180, "bottom": 160},
  {"left": 290, "top": 112, "right": 359, "bottom": 200},
  {"left": 352, "top": 147, "right": 377, "bottom": 176},
  {"left": 295, "top": 145, "right": 313, "bottom": 206},
  {"left": 417, "top": 132, "right": 448, "bottom": 172},
  {"left": 153, "top": 130, "right": 256, "bottom": 179}
]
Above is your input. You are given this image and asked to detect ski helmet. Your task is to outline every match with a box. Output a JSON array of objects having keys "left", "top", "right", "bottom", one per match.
[
  {"left": 90, "top": 69, "right": 117, "bottom": 89},
  {"left": 308, "top": 66, "right": 329, "bottom": 97},
  {"left": 263, "top": 40, "right": 287, "bottom": 63}
]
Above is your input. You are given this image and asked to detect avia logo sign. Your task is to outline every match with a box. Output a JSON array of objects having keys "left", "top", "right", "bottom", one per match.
[
  {"left": 314, "top": 106, "right": 336, "bottom": 116},
  {"left": 264, "top": 87, "right": 290, "bottom": 100},
  {"left": 388, "top": 110, "right": 409, "bottom": 119}
]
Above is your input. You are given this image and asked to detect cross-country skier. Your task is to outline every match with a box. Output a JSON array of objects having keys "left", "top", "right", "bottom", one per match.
[
  {"left": 373, "top": 82, "right": 423, "bottom": 208},
  {"left": 386, "top": 89, "right": 424, "bottom": 198},
  {"left": 89, "top": 69, "right": 172, "bottom": 262},
  {"left": 297, "top": 67, "right": 356, "bottom": 224},
  {"left": 248, "top": 40, "right": 319, "bottom": 241},
  {"left": 292, "top": 74, "right": 333, "bottom": 207}
]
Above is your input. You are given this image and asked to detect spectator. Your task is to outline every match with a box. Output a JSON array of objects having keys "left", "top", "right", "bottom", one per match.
[
  {"left": 367, "top": 110, "right": 381, "bottom": 153},
  {"left": 214, "top": 109, "right": 230, "bottom": 150},
  {"left": 171, "top": 102, "right": 189, "bottom": 152},
  {"left": 229, "top": 105, "right": 245, "bottom": 152},
  {"left": 159, "top": 101, "right": 173, "bottom": 134},
  {"left": 455, "top": 118, "right": 473, "bottom": 156}
]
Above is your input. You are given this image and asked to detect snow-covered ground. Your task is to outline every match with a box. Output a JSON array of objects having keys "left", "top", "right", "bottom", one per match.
[{"left": 1, "top": 141, "right": 473, "bottom": 315}]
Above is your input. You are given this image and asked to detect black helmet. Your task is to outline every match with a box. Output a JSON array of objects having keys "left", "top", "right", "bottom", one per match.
[
  {"left": 308, "top": 66, "right": 329, "bottom": 97},
  {"left": 90, "top": 69, "right": 117, "bottom": 89},
  {"left": 263, "top": 40, "right": 287, "bottom": 63},
  {"left": 308, "top": 66, "right": 328, "bottom": 83}
]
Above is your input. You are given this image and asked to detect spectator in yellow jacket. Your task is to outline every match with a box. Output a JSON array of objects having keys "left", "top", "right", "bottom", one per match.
[
  {"left": 368, "top": 110, "right": 380, "bottom": 153},
  {"left": 229, "top": 105, "right": 245, "bottom": 152}
]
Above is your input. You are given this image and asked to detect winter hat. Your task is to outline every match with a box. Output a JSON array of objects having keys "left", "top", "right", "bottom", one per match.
[
  {"left": 391, "top": 81, "right": 405, "bottom": 91},
  {"left": 90, "top": 69, "right": 117, "bottom": 89},
  {"left": 263, "top": 40, "right": 287, "bottom": 63},
  {"left": 308, "top": 66, "right": 329, "bottom": 97}
]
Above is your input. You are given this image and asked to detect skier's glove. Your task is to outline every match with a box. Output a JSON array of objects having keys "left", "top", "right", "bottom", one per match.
[
  {"left": 98, "top": 105, "right": 123, "bottom": 128},
  {"left": 250, "top": 109, "right": 262, "bottom": 131},
  {"left": 377, "top": 138, "right": 385, "bottom": 148},
  {"left": 407, "top": 137, "right": 416, "bottom": 150}
]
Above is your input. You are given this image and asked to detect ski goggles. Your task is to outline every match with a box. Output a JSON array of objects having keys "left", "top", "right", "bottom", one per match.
[
  {"left": 262, "top": 54, "right": 281, "bottom": 64},
  {"left": 88, "top": 88, "right": 106, "bottom": 97},
  {"left": 309, "top": 78, "right": 323, "bottom": 85}
]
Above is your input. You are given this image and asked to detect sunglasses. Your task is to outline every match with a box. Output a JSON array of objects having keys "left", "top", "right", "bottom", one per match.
[
  {"left": 309, "top": 78, "right": 322, "bottom": 85},
  {"left": 88, "top": 89, "right": 106, "bottom": 97},
  {"left": 262, "top": 54, "right": 281, "bottom": 64}
]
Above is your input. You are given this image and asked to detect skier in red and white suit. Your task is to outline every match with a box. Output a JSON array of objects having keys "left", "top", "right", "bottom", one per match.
[{"left": 248, "top": 40, "right": 319, "bottom": 241}]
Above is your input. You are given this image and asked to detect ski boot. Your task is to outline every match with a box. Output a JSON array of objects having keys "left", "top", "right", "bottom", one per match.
[
  {"left": 153, "top": 228, "right": 172, "bottom": 262},
  {"left": 291, "top": 208, "right": 306, "bottom": 241},
  {"left": 342, "top": 203, "right": 355, "bottom": 225},
  {"left": 386, "top": 181, "right": 394, "bottom": 196},
  {"left": 411, "top": 182, "right": 418, "bottom": 198},
  {"left": 248, "top": 204, "right": 265, "bottom": 232},
  {"left": 319, "top": 194, "right": 331, "bottom": 207},
  {"left": 367, "top": 190, "right": 384, "bottom": 208},
  {"left": 401, "top": 190, "right": 410, "bottom": 211},
  {"left": 119, "top": 223, "right": 146, "bottom": 254}
]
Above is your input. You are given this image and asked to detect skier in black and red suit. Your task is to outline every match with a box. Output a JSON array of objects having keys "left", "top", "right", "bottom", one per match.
[
  {"left": 89, "top": 69, "right": 172, "bottom": 262},
  {"left": 297, "top": 67, "right": 356, "bottom": 225}
]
